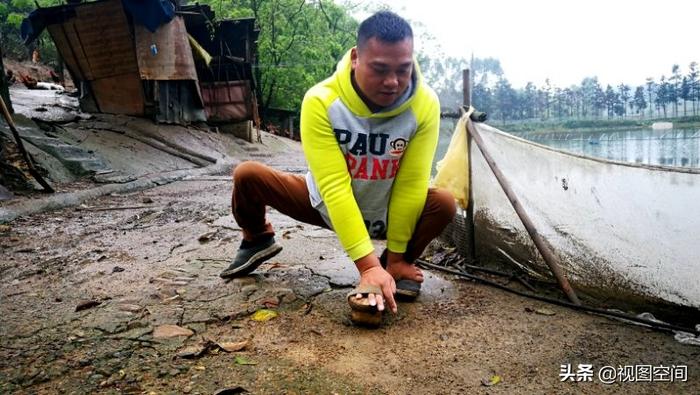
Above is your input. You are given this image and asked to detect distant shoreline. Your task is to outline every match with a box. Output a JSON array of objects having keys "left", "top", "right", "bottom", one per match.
[{"left": 489, "top": 116, "right": 700, "bottom": 135}]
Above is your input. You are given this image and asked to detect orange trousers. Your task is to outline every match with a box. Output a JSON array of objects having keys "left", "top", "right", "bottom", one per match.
[{"left": 231, "top": 161, "right": 456, "bottom": 262}]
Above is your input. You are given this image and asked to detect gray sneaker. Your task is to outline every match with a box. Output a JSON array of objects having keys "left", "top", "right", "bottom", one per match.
[{"left": 220, "top": 237, "right": 283, "bottom": 278}]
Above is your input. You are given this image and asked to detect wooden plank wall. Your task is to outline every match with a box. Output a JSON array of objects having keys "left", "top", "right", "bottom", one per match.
[{"left": 47, "top": 0, "right": 144, "bottom": 115}]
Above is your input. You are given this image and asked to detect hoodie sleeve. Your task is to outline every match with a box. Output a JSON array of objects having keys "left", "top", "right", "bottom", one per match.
[
  {"left": 386, "top": 88, "right": 440, "bottom": 253},
  {"left": 300, "top": 89, "right": 375, "bottom": 261}
]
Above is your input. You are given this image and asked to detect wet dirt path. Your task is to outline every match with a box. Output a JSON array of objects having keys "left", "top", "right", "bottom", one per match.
[{"left": 1, "top": 167, "right": 698, "bottom": 394}]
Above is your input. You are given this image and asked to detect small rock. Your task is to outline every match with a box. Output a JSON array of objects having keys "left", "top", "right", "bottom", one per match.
[
  {"left": 169, "top": 368, "right": 181, "bottom": 377},
  {"left": 176, "top": 344, "right": 209, "bottom": 359},
  {"left": 217, "top": 339, "right": 250, "bottom": 353},
  {"left": 231, "top": 277, "right": 256, "bottom": 286},
  {"left": 112, "top": 266, "right": 125, "bottom": 273},
  {"left": 76, "top": 300, "right": 101, "bottom": 312},
  {"left": 214, "top": 387, "right": 248, "bottom": 395},
  {"left": 525, "top": 307, "right": 556, "bottom": 316},
  {"left": 153, "top": 324, "right": 194, "bottom": 339},
  {"left": 241, "top": 284, "right": 257, "bottom": 297},
  {"left": 118, "top": 304, "right": 142, "bottom": 313},
  {"left": 258, "top": 296, "right": 279, "bottom": 308},
  {"left": 173, "top": 276, "right": 196, "bottom": 282},
  {"left": 89, "top": 374, "right": 105, "bottom": 382},
  {"left": 142, "top": 197, "right": 154, "bottom": 204},
  {"left": 198, "top": 231, "right": 217, "bottom": 243},
  {"left": 275, "top": 288, "right": 296, "bottom": 303}
]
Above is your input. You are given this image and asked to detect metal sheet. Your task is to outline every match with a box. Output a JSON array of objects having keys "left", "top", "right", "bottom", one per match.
[
  {"left": 91, "top": 73, "right": 145, "bottom": 115},
  {"left": 154, "top": 81, "right": 206, "bottom": 124},
  {"left": 135, "top": 16, "right": 198, "bottom": 81},
  {"left": 200, "top": 81, "right": 252, "bottom": 122}
]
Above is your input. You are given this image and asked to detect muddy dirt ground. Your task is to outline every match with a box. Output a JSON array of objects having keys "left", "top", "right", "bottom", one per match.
[{"left": 2, "top": 153, "right": 699, "bottom": 394}]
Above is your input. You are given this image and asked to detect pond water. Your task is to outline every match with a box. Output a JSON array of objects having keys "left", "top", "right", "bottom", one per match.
[{"left": 436, "top": 119, "right": 700, "bottom": 169}]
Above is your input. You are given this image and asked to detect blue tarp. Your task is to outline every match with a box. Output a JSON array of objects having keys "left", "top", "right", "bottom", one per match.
[
  {"left": 21, "top": 6, "right": 77, "bottom": 45},
  {"left": 121, "top": 0, "right": 175, "bottom": 33}
]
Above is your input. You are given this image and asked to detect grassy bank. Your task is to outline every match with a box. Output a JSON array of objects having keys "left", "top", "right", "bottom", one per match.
[{"left": 498, "top": 115, "right": 700, "bottom": 134}]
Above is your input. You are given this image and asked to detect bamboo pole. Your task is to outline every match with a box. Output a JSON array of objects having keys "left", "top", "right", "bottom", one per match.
[
  {"left": 465, "top": 116, "right": 580, "bottom": 305},
  {"left": 0, "top": 96, "right": 54, "bottom": 193}
]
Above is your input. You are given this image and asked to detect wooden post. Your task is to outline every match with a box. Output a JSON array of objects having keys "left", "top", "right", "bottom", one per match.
[
  {"left": 462, "top": 69, "right": 471, "bottom": 108},
  {"left": 0, "top": 96, "right": 54, "bottom": 193},
  {"left": 462, "top": 69, "right": 476, "bottom": 263}
]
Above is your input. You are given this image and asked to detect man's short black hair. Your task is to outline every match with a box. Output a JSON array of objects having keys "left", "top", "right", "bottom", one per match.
[{"left": 357, "top": 11, "right": 413, "bottom": 50}]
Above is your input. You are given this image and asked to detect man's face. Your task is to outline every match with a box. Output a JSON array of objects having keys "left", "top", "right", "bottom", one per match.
[{"left": 351, "top": 37, "right": 413, "bottom": 109}]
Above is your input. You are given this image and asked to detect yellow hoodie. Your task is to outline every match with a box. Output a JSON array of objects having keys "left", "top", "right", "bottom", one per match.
[{"left": 300, "top": 48, "right": 440, "bottom": 261}]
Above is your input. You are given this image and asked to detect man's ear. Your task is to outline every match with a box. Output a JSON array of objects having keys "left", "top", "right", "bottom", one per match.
[{"left": 350, "top": 47, "right": 358, "bottom": 70}]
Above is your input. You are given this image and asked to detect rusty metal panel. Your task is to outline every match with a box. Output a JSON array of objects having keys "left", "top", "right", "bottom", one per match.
[
  {"left": 72, "top": 0, "right": 138, "bottom": 79},
  {"left": 201, "top": 81, "right": 253, "bottom": 122},
  {"left": 91, "top": 73, "right": 145, "bottom": 115},
  {"left": 134, "top": 16, "right": 198, "bottom": 81},
  {"left": 154, "top": 81, "right": 207, "bottom": 124}
]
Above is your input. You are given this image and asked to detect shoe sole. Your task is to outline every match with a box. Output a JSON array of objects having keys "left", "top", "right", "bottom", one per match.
[
  {"left": 219, "top": 243, "right": 283, "bottom": 278},
  {"left": 379, "top": 249, "right": 421, "bottom": 300},
  {"left": 395, "top": 279, "right": 421, "bottom": 300}
]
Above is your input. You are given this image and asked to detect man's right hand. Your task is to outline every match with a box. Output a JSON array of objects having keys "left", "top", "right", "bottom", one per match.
[{"left": 354, "top": 254, "right": 398, "bottom": 313}]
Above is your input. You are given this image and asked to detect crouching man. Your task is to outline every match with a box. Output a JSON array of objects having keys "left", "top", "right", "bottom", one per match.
[{"left": 220, "top": 11, "right": 455, "bottom": 319}]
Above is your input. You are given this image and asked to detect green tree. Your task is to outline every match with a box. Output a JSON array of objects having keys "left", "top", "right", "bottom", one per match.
[
  {"left": 680, "top": 76, "right": 691, "bottom": 117},
  {"left": 420, "top": 56, "right": 468, "bottom": 110},
  {"left": 494, "top": 77, "right": 516, "bottom": 124},
  {"left": 522, "top": 82, "right": 537, "bottom": 119},
  {"left": 471, "top": 57, "right": 503, "bottom": 87},
  {"left": 645, "top": 77, "right": 655, "bottom": 118},
  {"left": 539, "top": 79, "right": 552, "bottom": 119},
  {"left": 472, "top": 83, "right": 494, "bottom": 116},
  {"left": 419, "top": 55, "right": 503, "bottom": 112},
  {"left": 688, "top": 61, "right": 699, "bottom": 116},
  {"left": 632, "top": 86, "right": 647, "bottom": 115},
  {"left": 194, "top": 0, "right": 357, "bottom": 113},
  {"left": 579, "top": 77, "right": 602, "bottom": 118},
  {"left": 617, "top": 83, "right": 630, "bottom": 118},
  {"left": 669, "top": 64, "right": 681, "bottom": 117},
  {"left": 604, "top": 85, "right": 617, "bottom": 119},
  {"left": 1, "top": 0, "right": 64, "bottom": 60},
  {"left": 656, "top": 75, "right": 670, "bottom": 118}
]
